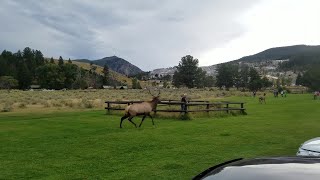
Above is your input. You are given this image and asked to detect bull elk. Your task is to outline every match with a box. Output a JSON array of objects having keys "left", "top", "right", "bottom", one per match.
[{"left": 120, "top": 89, "right": 161, "bottom": 128}]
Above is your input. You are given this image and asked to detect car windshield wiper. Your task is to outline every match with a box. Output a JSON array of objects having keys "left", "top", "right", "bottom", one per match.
[{"left": 192, "top": 158, "right": 243, "bottom": 180}]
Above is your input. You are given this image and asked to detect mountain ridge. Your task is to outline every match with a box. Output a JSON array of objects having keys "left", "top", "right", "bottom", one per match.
[{"left": 75, "top": 56, "right": 143, "bottom": 76}]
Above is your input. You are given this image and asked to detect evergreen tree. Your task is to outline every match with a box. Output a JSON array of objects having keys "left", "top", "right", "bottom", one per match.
[
  {"left": 248, "top": 68, "right": 262, "bottom": 91},
  {"left": 34, "top": 50, "right": 45, "bottom": 65},
  {"left": 103, "top": 64, "right": 110, "bottom": 85},
  {"left": 172, "top": 55, "right": 206, "bottom": 88},
  {"left": 215, "top": 64, "right": 236, "bottom": 90},
  {"left": 37, "top": 63, "right": 65, "bottom": 89},
  {"left": 296, "top": 73, "right": 302, "bottom": 85},
  {"left": 17, "top": 62, "right": 32, "bottom": 89},
  {"left": 58, "top": 56, "right": 64, "bottom": 66},
  {"left": 68, "top": 58, "right": 72, "bottom": 64},
  {"left": 50, "top": 57, "right": 55, "bottom": 64}
]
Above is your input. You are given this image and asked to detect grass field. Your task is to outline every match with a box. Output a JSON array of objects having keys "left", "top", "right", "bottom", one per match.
[{"left": 1, "top": 94, "right": 319, "bottom": 179}]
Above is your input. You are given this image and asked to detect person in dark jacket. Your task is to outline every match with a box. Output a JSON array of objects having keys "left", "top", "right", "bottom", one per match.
[{"left": 181, "top": 94, "right": 187, "bottom": 112}]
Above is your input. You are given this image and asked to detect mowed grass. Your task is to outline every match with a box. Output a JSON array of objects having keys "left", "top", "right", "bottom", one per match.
[{"left": 0, "top": 94, "right": 320, "bottom": 179}]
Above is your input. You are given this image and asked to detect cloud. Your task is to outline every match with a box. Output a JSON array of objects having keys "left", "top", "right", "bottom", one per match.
[{"left": 0, "top": 0, "right": 260, "bottom": 70}]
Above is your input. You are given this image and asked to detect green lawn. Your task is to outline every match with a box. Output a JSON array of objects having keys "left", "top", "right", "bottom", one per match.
[{"left": 1, "top": 94, "right": 320, "bottom": 179}]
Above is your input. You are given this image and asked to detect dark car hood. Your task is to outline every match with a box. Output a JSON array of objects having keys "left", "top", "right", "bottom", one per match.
[{"left": 194, "top": 157, "right": 320, "bottom": 180}]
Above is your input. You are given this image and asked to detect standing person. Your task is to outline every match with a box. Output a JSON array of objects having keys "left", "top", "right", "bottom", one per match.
[
  {"left": 281, "top": 90, "right": 284, "bottom": 97},
  {"left": 273, "top": 89, "right": 278, "bottom": 98},
  {"left": 181, "top": 94, "right": 188, "bottom": 113}
]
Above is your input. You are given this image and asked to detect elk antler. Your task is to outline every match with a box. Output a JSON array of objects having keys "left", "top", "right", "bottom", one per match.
[
  {"left": 147, "top": 87, "right": 161, "bottom": 97},
  {"left": 147, "top": 87, "right": 154, "bottom": 97},
  {"left": 157, "top": 88, "right": 161, "bottom": 96}
]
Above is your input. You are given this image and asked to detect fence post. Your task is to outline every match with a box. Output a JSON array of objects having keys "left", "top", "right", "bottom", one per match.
[
  {"left": 241, "top": 103, "right": 244, "bottom": 114},
  {"left": 226, "top": 103, "right": 229, "bottom": 113},
  {"left": 185, "top": 103, "right": 188, "bottom": 114},
  {"left": 206, "top": 103, "right": 209, "bottom": 113},
  {"left": 107, "top": 102, "right": 110, "bottom": 113}
]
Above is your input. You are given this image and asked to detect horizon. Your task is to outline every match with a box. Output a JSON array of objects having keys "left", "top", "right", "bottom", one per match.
[
  {"left": 3, "top": 44, "right": 318, "bottom": 71},
  {"left": 1, "top": 0, "right": 320, "bottom": 71}
]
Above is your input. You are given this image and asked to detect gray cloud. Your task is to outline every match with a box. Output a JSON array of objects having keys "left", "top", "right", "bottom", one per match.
[{"left": 0, "top": 0, "right": 260, "bottom": 70}]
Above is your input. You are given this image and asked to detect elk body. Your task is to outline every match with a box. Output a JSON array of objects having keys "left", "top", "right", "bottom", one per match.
[{"left": 120, "top": 90, "right": 160, "bottom": 128}]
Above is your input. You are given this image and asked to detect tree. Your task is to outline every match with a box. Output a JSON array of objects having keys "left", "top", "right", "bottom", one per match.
[
  {"left": 34, "top": 50, "right": 45, "bottom": 65},
  {"left": 261, "top": 77, "right": 272, "bottom": 89},
  {"left": 62, "top": 63, "right": 78, "bottom": 89},
  {"left": 172, "top": 55, "right": 206, "bottom": 88},
  {"left": 239, "top": 65, "right": 249, "bottom": 90},
  {"left": 0, "top": 76, "right": 18, "bottom": 91},
  {"left": 68, "top": 58, "right": 72, "bottom": 64},
  {"left": 248, "top": 68, "right": 262, "bottom": 91},
  {"left": 300, "top": 65, "right": 320, "bottom": 91},
  {"left": 58, "top": 56, "right": 64, "bottom": 66},
  {"left": 203, "top": 76, "right": 216, "bottom": 87},
  {"left": 132, "top": 78, "right": 139, "bottom": 89},
  {"left": 296, "top": 73, "right": 302, "bottom": 85},
  {"left": 215, "top": 64, "right": 237, "bottom": 90},
  {"left": 50, "top": 57, "right": 55, "bottom": 64},
  {"left": 36, "top": 64, "right": 65, "bottom": 89},
  {"left": 17, "top": 62, "right": 32, "bottom": 89},
  {"left": 103, "top": 64, "right": 110, "bottom": 85}
]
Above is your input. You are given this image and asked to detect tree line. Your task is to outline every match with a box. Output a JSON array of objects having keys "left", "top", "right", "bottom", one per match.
[
  {"left": 0, "top": 47, "right": 122, "bottom": 90},
  {"left": 172, "top": 55, "right": 272, "bottom": 90}
]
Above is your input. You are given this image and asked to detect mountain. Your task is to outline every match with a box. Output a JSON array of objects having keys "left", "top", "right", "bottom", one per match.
[
  {"left": 70, "top": 60, "right": 133, "bottom": 86},
  {"left": 75, "top": 56, "right": 144, "bottom": 76},
  {"left": 234, "top": 45, "right": 320, "bottom": 62}
]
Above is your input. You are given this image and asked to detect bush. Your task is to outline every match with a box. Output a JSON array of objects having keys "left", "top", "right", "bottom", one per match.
[{"left": 1, "top": 103, "right": 13, "bottom": 112}]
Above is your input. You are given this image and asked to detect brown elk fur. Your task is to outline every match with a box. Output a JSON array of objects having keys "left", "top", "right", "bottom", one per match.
[{"left": 120, "top": 91, "right": 160, "bottom": 128}]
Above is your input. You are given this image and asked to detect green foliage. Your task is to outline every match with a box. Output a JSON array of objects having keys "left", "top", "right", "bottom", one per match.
[
  {"left": 300, "top": 65, "right": 320, "bottom": 91},
  {"left": 0, "top": 76, "right": 18, "bottom": 90},
  {"left": 131, "top": 79, "right": 141, "bottom": 89},
  {"left": 17, "top": 62, "right": 32, "bottom": 89},
  {"left": 58, "top": 56, "right": 64, "bottom": 66},
  {"left": 36, "top": 64, "right": 65, "bottom": 89},
  {"left": 216, "top": 64, "right": 237, "bottom": 90},
  {"left": 0, "top": 47, "right": 114, "bottom": 90},
  {"left": 50, "top": 57, "right": 55, "bottom": 64},
  {"left": 103, "top": 64, "right": 110, "bottom": 85},
  {"left": 173, "top": 55, "right": 207, "bottom": 88}
]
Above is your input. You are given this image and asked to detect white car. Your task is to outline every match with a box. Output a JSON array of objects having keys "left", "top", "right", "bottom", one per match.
[{"left": 297, "top": 137, "right": 320, "bottom": 156}]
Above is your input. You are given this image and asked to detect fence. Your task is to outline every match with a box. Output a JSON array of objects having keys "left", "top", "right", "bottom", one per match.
[{"left": 105, "top": 100, "right": 245, "bottom": 114}]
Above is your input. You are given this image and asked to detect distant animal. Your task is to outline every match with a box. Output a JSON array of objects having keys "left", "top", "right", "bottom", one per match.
[
  {"left": 120, "top": 89, "right": 161, "bottom": 128},
  {"left": 259, "top": 93, "right": 266, "bottom": 104}
]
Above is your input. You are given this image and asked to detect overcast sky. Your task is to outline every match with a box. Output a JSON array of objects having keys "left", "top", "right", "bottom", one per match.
[{"left": 1, "top": 0, "right": 319, "bottom": 71}]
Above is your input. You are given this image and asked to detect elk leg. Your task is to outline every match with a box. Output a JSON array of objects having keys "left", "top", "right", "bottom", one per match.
[
  {"left": 120, "top": 115, "right": 129, "bottom": 128},
  {"left": 139, "top": 115, "right": 147, "bottom": 127},
  {"left": 128, "top": 116, "right": 137, "bottom": 128},
  {"left": 148, "top": 114, "right": 155, "bottom": 126}
]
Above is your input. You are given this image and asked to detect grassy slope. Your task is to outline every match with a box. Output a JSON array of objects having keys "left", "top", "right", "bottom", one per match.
[
  {"left": 1, "top": 94, "right": 320, "bottom": 179},
  {"left": 72, "top": 61, "right": 133, "bottom": 86},
  {"left": 46, "top": 59, "right": 133, "bottom": 86}
]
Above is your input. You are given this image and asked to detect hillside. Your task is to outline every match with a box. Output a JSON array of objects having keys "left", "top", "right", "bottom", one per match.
[
  {"left": 75, "top": 56, "right": 143, "bottom": 76},
  {"left": 70, "top": 60, "right": 133, "bottom": 86},
  {"left": 234, "top": 45, "right": 320, "bottom": 62}
]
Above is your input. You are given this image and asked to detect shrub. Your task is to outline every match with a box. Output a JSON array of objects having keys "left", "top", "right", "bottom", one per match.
[{"left": 1, "top": 103, "right": 13, "bottom": 112}]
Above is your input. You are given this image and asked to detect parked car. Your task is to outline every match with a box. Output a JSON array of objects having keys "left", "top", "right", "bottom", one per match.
[
  {"left": 193, "top": 156, "right": 320, "bottom": 180},
  {"left": 297, "top": 137, "right": 320, "bottom": 157}
]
